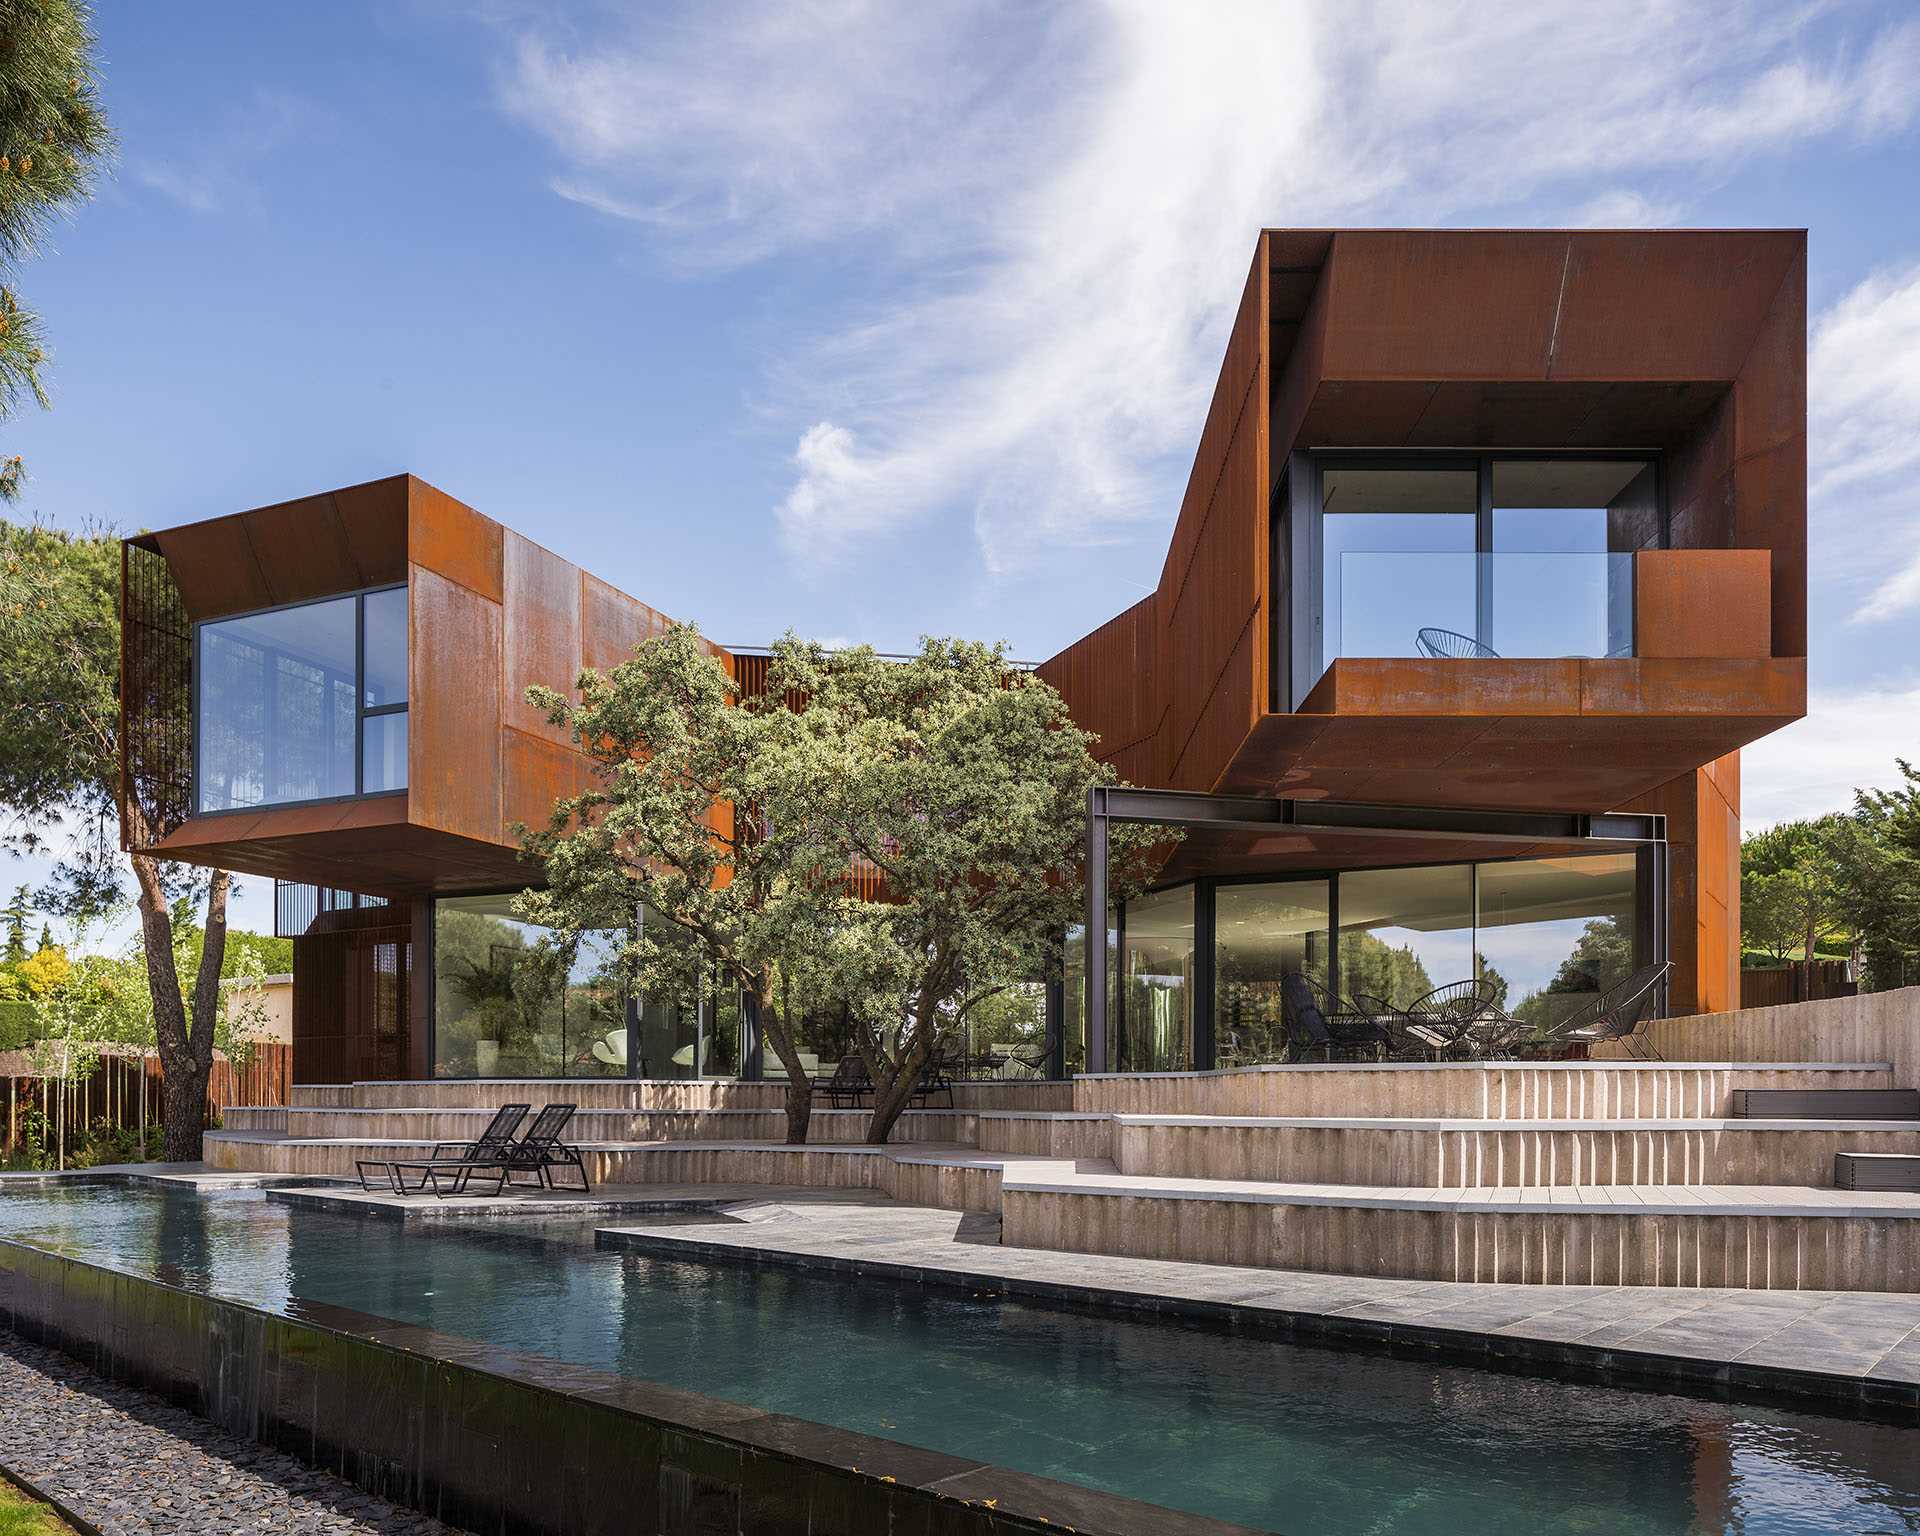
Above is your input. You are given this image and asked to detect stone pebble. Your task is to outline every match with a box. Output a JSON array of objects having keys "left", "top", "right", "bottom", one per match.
[{"left": 0, "top": 1330, "right": 466, "bottom": 1535}]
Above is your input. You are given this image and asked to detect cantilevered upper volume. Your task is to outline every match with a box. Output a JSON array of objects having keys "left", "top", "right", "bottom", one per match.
[
  {"left": 1037, "top": 227, "right": 1808, "bottom": 1017},
  {"left": 121, "top": 473, "right": 724, "bottom": 898}
]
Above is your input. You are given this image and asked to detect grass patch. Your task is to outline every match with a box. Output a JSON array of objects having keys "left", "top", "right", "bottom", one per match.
[{"left": 0, "top": 1477, "right": 80, "bottom": 1535}]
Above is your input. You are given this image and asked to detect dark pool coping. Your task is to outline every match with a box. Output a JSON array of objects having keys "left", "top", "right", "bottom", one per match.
[
  {"left": 0, "top": 1179, "right": 1273, "bottom": 1536},
  {"left": 595, "top": 1220, "right": 1920, "bottom": 1423}
]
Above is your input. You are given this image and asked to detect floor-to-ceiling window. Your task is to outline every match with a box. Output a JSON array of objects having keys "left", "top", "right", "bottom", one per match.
[
  {"left": 1215, "top": 879, "right": 1331, "bottom": 1067},
  {"left": 1119, "top": 884, "right": 1194, "bottom": 1072},
  {"left": 1475, "top": 854, "right": 1637, "bottom": 1030},
  {"left": 1321, "top": 467, "right": 1478, "bottom": 665},
  {"left": 196, "top": 585, "right": 407, "bottom": 813},
  {"left": 1337, "top": 864, "right": 1476, "bottom": 1010},
  {"left": 432, "top": 895, "right": 628, "bottom": 1077},
  {"left": 1314, "top": 455, "right": 1651, "bottom": 673},
  {"left": 1099, "top": 851, "right": 1648, "bottom": 1071}
]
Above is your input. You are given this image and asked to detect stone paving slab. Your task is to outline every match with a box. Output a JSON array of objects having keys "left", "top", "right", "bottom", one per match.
[
  {"left": 597, "top": 1197, "right": 1920, "bottom": 1413},
  {"left": 0, "top": 1331, "right": 464, "bottom": 1535}
]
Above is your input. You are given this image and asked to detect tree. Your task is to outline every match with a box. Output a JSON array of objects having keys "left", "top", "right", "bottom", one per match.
[
  {"left": 0, "top": 0, "right": 110, "bottom": 498},
  {"left": 1828, "top": 763, "right": 1920, "bottom": 993},
  {"left": 769, "top": 638, "right": 1160, "bottom": 1143},
  {"left": 0, "top": 522, "right": 231, "bottom": 1162},
  {"left": 1740, "top": 817, "right": 1848, "bottom": 992},
  {"left": 3, "top": 883, "right": 26, "bottom": 961},
  {"left": 519, "top": 627, "right": 1157, "bottom": 1145}
]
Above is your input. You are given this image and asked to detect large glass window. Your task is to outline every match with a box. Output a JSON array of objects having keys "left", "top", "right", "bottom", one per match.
[
  {"left": 432, "top": 895, "right": 627, "bottom": 1078},
  {"left": 1119, "top": 884, "right": 1194, "bottom": 1073},
  {"left": 1490, "top": 460, "right": 1644, "bottom": 659},
  {"left": 1215, "top": 879, "right": 1331, "bottom": 1067},
  {"left": 1476, "top": 854, "right": 1636, "bottom": 1031},
  {"left": 1338, "top": 865, "right": 1475, "bottom": 1010},
  {"left": 196, "top": 586, "right": 408, "bottom": 813},
  {"left": 964, "top": 981, "right": 1049, "bottom": 1079},
  {"left": 1322, "top": 467, "right": 1477, "bottom": 664},
  {"left": 1316, "top": 456, "right": 1649, "bottom": 671}
]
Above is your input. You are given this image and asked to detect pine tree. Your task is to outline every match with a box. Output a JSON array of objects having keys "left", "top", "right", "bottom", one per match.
[
  {"left": 0, "top": 0, "right": 111, "bottom": 498},
  {"left": 2, "top": 883, "right": 26, "bottom": 962}
]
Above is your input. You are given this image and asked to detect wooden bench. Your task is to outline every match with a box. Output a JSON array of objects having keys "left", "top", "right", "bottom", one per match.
[
  {"left": 1730, "top": 1088, "right": 1920, "bottom": 1120},
  {"left": 1834, "top": 1152, "right": 1920, "bottom": 1192}
]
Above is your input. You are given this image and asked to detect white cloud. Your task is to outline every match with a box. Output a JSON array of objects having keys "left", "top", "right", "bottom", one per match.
[
  {"left": 495, "top": 2, "right": 1920, "bottom": 577},
  {"left": 1562, "top": 190, "right": 1686, "bottom": 229},
  {"left": 1809, "top": 264, "right": 1920, "bottom": 623},
  {"left": 1740, "top": 684, "right": 1920, "bottom": 829}
]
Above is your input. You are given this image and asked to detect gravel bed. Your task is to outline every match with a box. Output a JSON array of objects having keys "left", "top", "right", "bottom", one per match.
[{"left": 0, "top": 1331, "right": 464, "bottom": 1535}]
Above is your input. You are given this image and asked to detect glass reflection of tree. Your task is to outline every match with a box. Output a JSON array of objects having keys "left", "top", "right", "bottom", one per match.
[
  {"left": 1509, "top": 915, "right": 1633, "bottom": 1029},
  {"left": 1338, "top": 932, "right": 1436, "bottom": 1009}
]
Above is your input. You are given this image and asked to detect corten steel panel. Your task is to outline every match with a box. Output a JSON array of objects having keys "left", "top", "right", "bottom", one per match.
[
  {"left": 1315, "top": 231, "right": 1572, "bottom": 381},
  {"left": 407, "top": 477, "right": 503, "bottom": 602},
  {"left": 148, "top": 476, "right": 410, "bottom": 621},
  {"left": 1215, "top": 691, "right": 1799, "bottom": 815},
  {"left": 1156, "top": 238, "right": 1269, "bottom": 792},
  {"left": 1033, "top": 595, "right": 1161, "bottom": 776},
  {"left": 502, "top": 531, "right": 584, "bottom": 744},
  {"left": 1636, "top": 550, "right": 1772, "bottom": 658},
  {"left": 409, "top": 564, "right": 503, "bottom": 847},
  {"left": 1547, "top": 232, "right": 1800, "bottom": 382},
  {"left": 502, "top": 726, "right": 595, "bottom": 841},
  {"left": 582, "top": 571, "right": 669, "bottom": 672}
]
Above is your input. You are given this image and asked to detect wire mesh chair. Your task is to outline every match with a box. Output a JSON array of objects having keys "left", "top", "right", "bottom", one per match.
[
  {"left": 1543, "top": 962, "right": 1671, "bottom": 1060},
  {"left": 1416, "top": 628, "right": 1501, "bottom": 659},
  {"left": 1303, "top": 975, "right": 1392, "bottom": 1060},
  {"left": 1396, "top": 979, "right": 1506, "bottom": 1058}
]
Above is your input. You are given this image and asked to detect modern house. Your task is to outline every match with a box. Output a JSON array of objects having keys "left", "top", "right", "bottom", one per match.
[{"left": 120, "top": 228, "right": 1806, "bottom": 1089}]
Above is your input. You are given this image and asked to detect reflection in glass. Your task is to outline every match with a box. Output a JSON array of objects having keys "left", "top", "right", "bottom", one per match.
[
  {"left": 361, "top": 586, "right": 408, "bottom": 707},
  {"left": 1062, "top": 925, "right": 1086, "bottom": 1077},
  {"left": 1476, "top": 854, "right": 1636, "bottom": 1031},
  {"left": 1215, "top": 880, "right": 1331, "bottom": 1066},
  {"left": 1322, "top": 467, "right": 1476, "bottom": 664},
  {"left": 1120, "top": 884, "right": 1193, "bottom": 1073},
  {"left": 198, "top": 596, "right": 358, "bottom": 811},
  {"left": 362, "top": 712, "right": 407, "bottom": 794},
  {"left": 1337, "top": 865, "right": 1474, "bottom": 1010},
  {"left": 432, "top": 894, "right": 627, "bottom": 1077},
  {"left": 1491, "top": 460, "right": 1644, "bottom": 658},
  {"left": 965, "top": 981, "right": 1048, "bottom": 1078}
]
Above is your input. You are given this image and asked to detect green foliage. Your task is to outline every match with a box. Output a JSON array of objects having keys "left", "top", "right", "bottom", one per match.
[
  {"left": 1740, "top": 816, "right": 1848, "bottom": 969},
  {"left": 0, "top": 0, "right": 111, "bottom": 499},
  {"left": 1828, "top": 761, "right": 1920, "bottom": 992},
  {"left": 520, "top": 625, "right": 1161, "bottom": 1140},
  {"left": 1338, "top": 932, "right": 1435, "bottom": 1009},
  {"left": 3, "top": 883, "right": 26, "bottom": 961}
]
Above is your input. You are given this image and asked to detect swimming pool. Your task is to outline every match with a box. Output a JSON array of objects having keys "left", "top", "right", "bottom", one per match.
[{"left": 0, "top": 1181, "right": 1915, "bottom": 1534}]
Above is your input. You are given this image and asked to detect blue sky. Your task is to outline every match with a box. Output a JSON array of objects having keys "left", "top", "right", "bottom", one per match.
[{"left": 7, "top": 0, "right": 1920, "bottom": 942}]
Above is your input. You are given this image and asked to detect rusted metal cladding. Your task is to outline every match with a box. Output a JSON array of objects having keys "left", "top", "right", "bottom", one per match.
[
  {"left": 408, "top": 564, "right": 503, "bottom": 847},
  {"left": 1622, "top": 757, "right": 1741, "bottom": 1016},
  {"left": 147, "top": 476, "right": 409, "bottom": 623},
  {"left": 1159, "top": 239, "right": 1269, "bottom": 791},
  {"left": 120, "top": 541, "right": 193, "bottom": 846},
  {"left": 1034, "top": 595, "right": 1162, "bottom": 786}
]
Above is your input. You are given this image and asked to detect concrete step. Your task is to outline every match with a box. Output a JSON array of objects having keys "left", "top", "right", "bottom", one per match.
[
  {"left": 264, "top": 1104, "right": 974, "bottom": 1145},
  {"left": 1111, "top": 1113, "right": 1920, "bottom": 1189},
  {"left": 1071, "top": 1061, "right": 1896, "bottom": 1120},
  {"left": 997, "top": 1167, "right": 1920, "bottom": 1291}
]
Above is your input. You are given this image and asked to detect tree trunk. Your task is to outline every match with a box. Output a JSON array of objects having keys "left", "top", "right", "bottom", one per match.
[
  {"left": 865, "top": 1018, "right": 938, "bottom": 1146},
  {"left": 756, "top": 983, "right": 813, "bottom": 1145},
  {"left": 131, "top": 847, "right": 231, "bottom": 1165}
]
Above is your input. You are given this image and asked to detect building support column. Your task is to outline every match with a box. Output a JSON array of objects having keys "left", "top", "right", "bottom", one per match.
[{"left": 1084, "top": 785, "right": 1109, "bottom": 1074}]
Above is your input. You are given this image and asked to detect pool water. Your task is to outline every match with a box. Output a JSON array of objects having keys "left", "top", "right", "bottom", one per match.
[{"left": 1, "top": 1183, "right": 1915, "bottom": 1535}]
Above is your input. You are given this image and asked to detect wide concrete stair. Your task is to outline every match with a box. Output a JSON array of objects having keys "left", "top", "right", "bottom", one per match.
[{"left": 205, "top": 1059, "right": 1920, "bottom": 1292}]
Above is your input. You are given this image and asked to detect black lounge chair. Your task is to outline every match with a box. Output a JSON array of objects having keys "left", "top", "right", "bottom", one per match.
[
  {"left": 1303, "top": 975, "right": 1392, "bottom": 1059},
  {"left": 1416, "top": 627, "right": 1500, "bottom": 659},
  {"left": 357, "top": 1101, "right": 529, "bottom": 1198},
  {"left": 1540, "top": 962, "right": 1670, "bottom": 1060},
  {"left": 504, "top": 1102, "right": 591, "bottom": 1192}
]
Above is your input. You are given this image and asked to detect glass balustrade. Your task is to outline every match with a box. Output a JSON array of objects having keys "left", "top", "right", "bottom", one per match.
[{"left": 1331, "top": 551, "right": 1633, "bottom": 664}]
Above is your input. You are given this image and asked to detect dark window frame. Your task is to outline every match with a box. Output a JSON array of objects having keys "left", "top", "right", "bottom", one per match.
[{"left": 191, "top": 582, "right": 409, "bottom": 818}]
